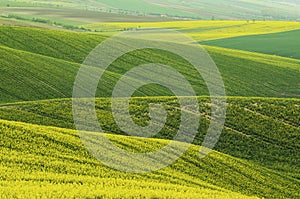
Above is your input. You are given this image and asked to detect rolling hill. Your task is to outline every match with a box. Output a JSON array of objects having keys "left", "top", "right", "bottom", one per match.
[
  {"left": 0, "top": 26, "right": 299, "bottom": 104},
  {"left": 0, "top": 98, "right": 299, "bottom": 198},
  {"left": 0, "top": 97, "right": 299, "bottom": 176},
  {"left": 0, "top": 26, "right": 105, "bottom": 63},
  {"left": 0, "top": 21, "right": 299, "bottom": 198}
]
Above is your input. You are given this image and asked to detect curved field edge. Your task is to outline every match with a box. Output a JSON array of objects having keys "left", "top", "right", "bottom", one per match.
[{"left": 0, "top": 119, "right": 298, "bottom": 198}]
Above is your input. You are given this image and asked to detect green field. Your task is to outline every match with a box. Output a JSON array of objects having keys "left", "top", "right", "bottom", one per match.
[
  {"left": 0, "top": 26, "right": 299, "bottom": 104},
  {"left": 1, "top": 0, "right": 300, "bottom": 20},
  {"left": 202, "top": 29, "right": 300, "bottom": 59},
  {"left": 0, "top": 14, "right": 299, "bottom": 199}
]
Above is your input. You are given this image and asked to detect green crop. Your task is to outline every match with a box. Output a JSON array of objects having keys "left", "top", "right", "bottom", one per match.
[
  {"left": 0, "top": 26, "right": 299, "bottom": 104},
  {"left": 202, "top": 29, "right": 300, "bottom": 59}
]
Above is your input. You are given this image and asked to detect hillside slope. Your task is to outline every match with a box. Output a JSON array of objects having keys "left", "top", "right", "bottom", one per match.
[
  {"left": 0, "top": 16, "right": 299, "bottom": 199},
  {"left": 0, "top": 118, "right": 299, "bottom": 198},
  {"left": 0, "top": 26, "right": 105, "bottom": 63},
  {"left": 0, "top": 26, "right": 299, "bottom": 103},
  {"left": 0, "top": 97, "right": 299, "bottom": 177}
]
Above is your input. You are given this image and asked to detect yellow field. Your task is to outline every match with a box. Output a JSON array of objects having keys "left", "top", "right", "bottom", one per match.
[
  {"left": 84, "top": 20, "right": 300, "bottom": 41},
  {"left": 0, "top": 119, "right": 259, "bottom": 199}
]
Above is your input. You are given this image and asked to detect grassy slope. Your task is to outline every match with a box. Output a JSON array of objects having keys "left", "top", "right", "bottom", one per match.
[
  {"left": 0, "top": 26, "right": 105, "bottom": 63},
  {"left": 0, "top": 97, "right": 299, "bottom": 176},
  {"left": 84, "top": 20, "right": 300, "bottom": 41},
  {"left": 0, "top": 26, "right": 299, "bottom": 104},
  {"left": 202, "top": 29, "right": 300, "bottom": 59},
  {"left": 207, "top": 46, "right": 300, "bottom": 97},
  {"left": 0, "top": 118, "right": 298, "bottom": 198}
]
